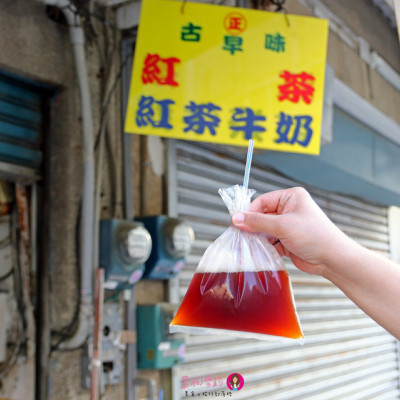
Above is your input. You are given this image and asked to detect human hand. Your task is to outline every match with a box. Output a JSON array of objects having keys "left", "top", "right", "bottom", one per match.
[{"left": 231, "top": 187, "right": 355, "bottom": 276}]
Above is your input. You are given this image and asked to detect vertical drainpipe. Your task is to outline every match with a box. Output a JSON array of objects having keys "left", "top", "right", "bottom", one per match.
[{"left": 44, "top": 0, "right": 95, "bottom": 350}]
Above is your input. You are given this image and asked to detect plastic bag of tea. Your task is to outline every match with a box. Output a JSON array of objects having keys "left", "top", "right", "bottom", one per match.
[{"left": 170, "top": 185, "right": 304, "bottom": 342}]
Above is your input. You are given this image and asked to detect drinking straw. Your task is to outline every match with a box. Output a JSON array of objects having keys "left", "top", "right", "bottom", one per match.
[{"left": 243, "top": 139, "right": 255, "bottom": 191}]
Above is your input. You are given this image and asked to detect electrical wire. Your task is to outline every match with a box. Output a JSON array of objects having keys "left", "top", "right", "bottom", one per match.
[
  {"left": 93, "top": 50, "right": 133, "bottom": 151},
  {"left": 0, "top": 235, "right": 10, "bottom": 249},
  {"left": 0, "top": 315, "right": 22, "bottom": 382},
  {"left": 92, "top": 48, "right": 133, "bottom": 219},
  {"left": 0, "top": 234, "right": 12, "bottom": 281},
  {"left": 51, "top": 48, "right": 130, "bottom": 347},
  {"left": 0, "top": 206, "right": 26, "bottom": 382},
  {"left": 51, "top": 15, "right": 108, "bottom": 353},
  {"left": 270, "top": 0, "right": 286, "bottom": 11},
  {"left": 0, "top": 285, "right": 23, "bottom": 380},
  {"left": 249, "top": 0, "right": 287, "bottom": 11},
  {"left": 97, "top": 13, "right": 119, "bottom": 218},
  {"left": 65, "top": 2, "right": 114, "bottom": 27},
  {"left": 50, "top": 201, "right": 81, "bottom": 352},
  {"left": 12, "top": 206, "right": 27, "bottom": 335},
  {"left": 105, "top": 126, "right": 118, "bottom": 217},
  {"left": 0, "top": 268, "right": 14, "bottom": 282},
  {"left": 50, "top": 6, "right": 133, "bottom": 350},
  {"left": 50, "top": 5, "right": 119, "bottom": 352}
]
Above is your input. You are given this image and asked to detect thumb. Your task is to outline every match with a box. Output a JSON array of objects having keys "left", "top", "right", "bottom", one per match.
[{"left": 231, "top": 211, "right": 286, "bottom": 238}]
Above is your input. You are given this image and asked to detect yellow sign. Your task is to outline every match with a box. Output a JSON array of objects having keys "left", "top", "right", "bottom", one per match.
[{"left": 125, "top": 0, "right": 329, "bottom": 155}]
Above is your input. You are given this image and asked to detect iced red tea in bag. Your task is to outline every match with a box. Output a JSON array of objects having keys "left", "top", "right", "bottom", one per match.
[{"left": 170, "top": 184, "right": 304, "bottom": 342}]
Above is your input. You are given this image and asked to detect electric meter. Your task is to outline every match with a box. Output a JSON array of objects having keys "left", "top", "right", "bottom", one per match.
[
  {"left": 99, "top": 220, "right": 152, "bottom": 289},
  {"left": 118, "top": 225, "right": 152, "bottom": 265},
  {"left": 163, "top": 220, "right": 195, "bottom": 259},
  {"left": 136, "top": 216, "right": 195, "bottom": 280}
]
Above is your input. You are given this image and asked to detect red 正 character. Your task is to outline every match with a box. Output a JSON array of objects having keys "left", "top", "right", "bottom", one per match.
[
  {"left": 229, "top": 17, "right": 242, "bottom": 30},
  {"left": 141, "top": 53, "right": 181, "bottom": 87},
  {"left": 224, "top": 12, "right": 247, "bottom": 35},
  {"left": 278, "top": 71, "right": 315, "bottom": 104}
]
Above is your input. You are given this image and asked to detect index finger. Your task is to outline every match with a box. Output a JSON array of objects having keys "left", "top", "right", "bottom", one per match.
[{"left": 249, "top": 189, "right": 288, "bottom": 214}]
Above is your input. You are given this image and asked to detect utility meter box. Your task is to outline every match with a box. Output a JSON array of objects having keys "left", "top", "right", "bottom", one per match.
[
  {"left": 137, "top": 303, "right": 185, "bottom": 369},
  {"left": 136, "top": 216, "right": 195, "bottom": 279},
  {"left": 99, "top": 219, "right": 152, "bottom": 290}
]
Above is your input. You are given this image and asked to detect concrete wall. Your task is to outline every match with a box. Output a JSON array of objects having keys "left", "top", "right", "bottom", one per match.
[
  {"left": 320, "top": 0, "right": 400, "bottom": 73},
  {"left": 285, "top": 0, "right": 400, "bottom": 126},
  {"left": 0, "top": 2, "right": 165, "bottom": 398},
  {"left": 0, "top": 1, "right": 80, "bottom": 399},
  {"left": 0, "top": 0, "right": 399, "bottom": 399},
  {"left": 0, "top": 1, "right": 129, "bottom": 398}
]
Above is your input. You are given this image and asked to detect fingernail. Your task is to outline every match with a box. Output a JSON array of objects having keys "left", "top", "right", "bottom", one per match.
[{"left": 232, "top": 212, "right": 245, "bottom": 226}]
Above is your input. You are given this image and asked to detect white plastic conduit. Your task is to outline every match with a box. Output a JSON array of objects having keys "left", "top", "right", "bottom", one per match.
[{"left": 44, "top": 0, "right": 95, "bottom": 350}]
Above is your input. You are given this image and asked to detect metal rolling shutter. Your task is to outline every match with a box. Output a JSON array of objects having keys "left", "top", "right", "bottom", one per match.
[
  {"left": 168, "top": 140, "right": 400, "bottom": 400},
  {"left": 0, "top": 72, "right": 44, "bottom": 182}
]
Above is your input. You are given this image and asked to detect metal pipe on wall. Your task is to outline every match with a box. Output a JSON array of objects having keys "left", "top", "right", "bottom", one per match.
[
  {"left": 42, "top": 0, "right": 95, "bottom": 350},
  {"left": 60, "top": 11, "right": 95, "bottom": 350}
]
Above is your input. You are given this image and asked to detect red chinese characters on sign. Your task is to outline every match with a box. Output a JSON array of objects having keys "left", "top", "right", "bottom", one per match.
[
  {"left": 224, "top": 12, "right": 247, "bottom": 35},
  {"left": 141, "top": 53, "right": 181, "bottom": 87},
  {"left": 278, "top": 71, "right": 315, "bottom": 104}
]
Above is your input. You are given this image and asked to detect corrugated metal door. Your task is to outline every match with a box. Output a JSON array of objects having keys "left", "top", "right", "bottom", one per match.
[
  {"left": 168, "top": 140, "right": 400, "bottom": 400},
  {"left": 0, "top": 72, "right": 45, "bottom": 182}
]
